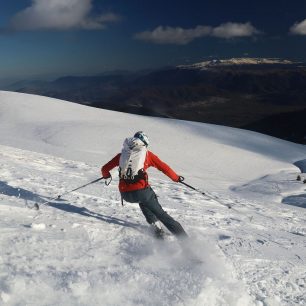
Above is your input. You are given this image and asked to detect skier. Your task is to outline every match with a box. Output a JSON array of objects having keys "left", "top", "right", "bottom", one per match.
[{"left": 101, "top": 131, "right": 188, "bottom": 239}]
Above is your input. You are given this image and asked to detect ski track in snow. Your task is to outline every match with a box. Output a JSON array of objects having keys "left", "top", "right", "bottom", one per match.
[
  {"left": 0, "top": 144, "right": 305, "bottom": 306},
  {"left": 0, "top": 145, "right": 253, "bottom": 306}
]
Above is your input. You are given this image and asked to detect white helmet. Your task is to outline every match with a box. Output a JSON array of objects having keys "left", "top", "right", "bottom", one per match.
[{"left": 134, "top": 131, "right": 149, "bottom": 147}]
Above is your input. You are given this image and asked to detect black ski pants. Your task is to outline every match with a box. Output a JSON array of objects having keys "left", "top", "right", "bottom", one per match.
[{"left": 121, "top": 187, "right": 187, "bottom": 238}]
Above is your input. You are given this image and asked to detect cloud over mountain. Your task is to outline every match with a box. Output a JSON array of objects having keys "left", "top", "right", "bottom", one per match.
[
  {"left": 135, "top": 22, "right": 259, "bottom": 45},
  {"left": 9, "top": 0, "right": 120, "bottom": 31},
  {"left": 290, "top": 19, "right": 306, "bottom": 35},
  {"left": 211, "top": 22, "right": 259, "bottom": 39},
  {"left": 134, "top": 25, "right": 212, "bottom": 45}
]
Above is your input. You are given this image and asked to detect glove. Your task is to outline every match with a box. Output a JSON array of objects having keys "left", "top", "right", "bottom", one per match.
[
  {"left": 101, "top": 167, "right": 111, "bottom": 179},
  {"left": 104, "top": 174, "right": 112, "bottom": 186},
  {"left": 178, "top": 176, "right": 185, "bottom": 182}
]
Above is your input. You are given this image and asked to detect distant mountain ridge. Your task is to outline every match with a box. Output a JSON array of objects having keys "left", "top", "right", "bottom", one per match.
[
  {"left": 177, "top": 57, "right": 298, "bottom": 70},
  {"left": 4, "top": 57, "right": 306, "bottom": 144}
]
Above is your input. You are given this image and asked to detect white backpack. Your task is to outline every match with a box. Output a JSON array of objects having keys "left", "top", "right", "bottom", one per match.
[{"left": 119, "top": 137, "right": 147, "bottom": 183}]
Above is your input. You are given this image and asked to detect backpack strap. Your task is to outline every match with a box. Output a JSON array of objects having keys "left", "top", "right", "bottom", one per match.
[{"left": 119, "top": 168, "right": 148, "bottom": 184}]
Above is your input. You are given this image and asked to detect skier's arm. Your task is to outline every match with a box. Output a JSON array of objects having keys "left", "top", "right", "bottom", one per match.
[
  {"left": 101, "top": 154, "right": 120, "bottom": 178},
  {"left": 148, "top": 151, "right": 180, "bottom": 182}
]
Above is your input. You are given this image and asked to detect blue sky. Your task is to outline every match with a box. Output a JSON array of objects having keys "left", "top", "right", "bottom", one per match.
[{"left": 0, "top": 0, "right": 306, "bottom": 80}]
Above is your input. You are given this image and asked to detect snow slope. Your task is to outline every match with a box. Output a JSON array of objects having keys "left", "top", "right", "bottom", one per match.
[{"left": 0, "top": 91, "right": 306, "bottom": 305}]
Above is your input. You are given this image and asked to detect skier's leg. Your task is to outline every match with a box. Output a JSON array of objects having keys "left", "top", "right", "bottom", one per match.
[
  {"left": 122, "top": 188, "right": 187, "bottom": 238},
  {"left": 122, "top": 189, "right": 161, "bottom": 224},
  {"left": 143, "top": 188, "right": 188, "bottom": 238},
  {"left": 139, "top": 203, "right": 164, "bottom": 238},
  {"left": 121, "top": 191, "right": 138, "bottom": 203},
  {"left": 139, "top": 203, "right": 158, "bottom": 224},
  {"left": 121, "top": 189, "right": 162, "bottom": 237}
]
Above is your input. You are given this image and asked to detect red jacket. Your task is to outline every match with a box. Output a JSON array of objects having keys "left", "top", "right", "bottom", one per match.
[{"left": 102, "top": 151, "right": 180, "bottom": 192}]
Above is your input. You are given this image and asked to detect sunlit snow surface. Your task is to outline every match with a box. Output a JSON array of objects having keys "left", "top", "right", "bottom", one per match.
[{"left": 0, "top": 91, "right": 305, "bottom": 305}]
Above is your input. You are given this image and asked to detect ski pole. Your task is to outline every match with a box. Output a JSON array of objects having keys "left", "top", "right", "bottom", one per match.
[
  {"left": 34, "top": 176, "right": 109, "bottom": 210},
  {"left": 57, "top": 177, "right": 106, "bottom": 199},
  {"left": 179, "top": 180, "right": 206, "bottom": 196},
  {"left": 179, "top": 179, "right": 255, "bottom": 221},
  {"left": 179, "top": 180, "right": 232, "bottom": 209}
]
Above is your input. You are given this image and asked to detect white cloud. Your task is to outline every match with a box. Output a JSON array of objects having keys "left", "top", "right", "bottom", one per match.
[
  {"left": 10, "top": 0, "right": 120, "bottom": 31},
  {"left": 134, "top": 25, "right": 212, "bottom": 45},
  {"left": 290, "top": 19, "right": 306, "bottom": 35},
  {"left": 211, "top": 22, "right": 259, "bottom": 39},
  {"left": 135, "top": 22, "right": 260, "bottom": 45}
]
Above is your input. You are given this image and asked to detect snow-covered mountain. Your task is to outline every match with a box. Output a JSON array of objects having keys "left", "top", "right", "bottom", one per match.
[
  {"left": 0, "top": 91, "right": 305, "bottom": 305},
  {"left": 7, "top": 62, "right": 306, "bottom": 145},
  {"left": 177, "top": 57, "right": 296, "bottom": 70}
]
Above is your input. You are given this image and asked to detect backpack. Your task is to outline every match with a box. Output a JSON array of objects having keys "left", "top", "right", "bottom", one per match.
[{"left": 119, "top": 137, "right": 148, "bottom": 184}]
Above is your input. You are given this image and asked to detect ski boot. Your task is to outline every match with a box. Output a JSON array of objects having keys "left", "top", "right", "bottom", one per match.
[{"left": 151, "top": 221, "right": 165, "bottom": 239}]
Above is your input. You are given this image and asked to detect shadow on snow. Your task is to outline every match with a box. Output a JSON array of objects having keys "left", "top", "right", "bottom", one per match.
[
  {"left": 0, "top": 180, "right": 145, "bottom": 231},
  {"left": 48, "top": 202, "right": 142, "bottom": 229},
  {"left": 294, "top": 159, "right": 306, "bottom": 173},
  {"left": 282, "top": 194, "right": 306, "bottom": 208},
  {"left": 0, "top": 180, "right": 45, "bottom": 204}
]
